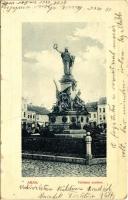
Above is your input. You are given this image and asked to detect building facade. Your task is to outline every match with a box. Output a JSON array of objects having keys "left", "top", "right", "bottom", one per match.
[
  {"left": 86, "top": 97, "right": 107, "bottom": 125},
  {"left": 22, "top": 97, "right": 28, "bottom": 123},
  {"left": 86, "top": 102, "right": 98, "bottom": 125},
  {"left": 21, "top": 98, "right": 49, "bottom": 126},
  {"left": 97, "top": 97, "right": 107, "bottom": 124}
]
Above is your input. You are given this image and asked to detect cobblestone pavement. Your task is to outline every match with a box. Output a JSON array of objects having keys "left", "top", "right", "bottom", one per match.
[{"left": 22, "top": 159, "right": 106, "bottom": 177}]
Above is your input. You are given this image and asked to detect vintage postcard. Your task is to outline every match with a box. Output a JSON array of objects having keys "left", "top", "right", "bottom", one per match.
[{"left": 1, "top": 0, "right": 128, "bottom": 199}]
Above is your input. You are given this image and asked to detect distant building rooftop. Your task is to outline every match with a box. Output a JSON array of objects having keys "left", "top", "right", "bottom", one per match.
[
  {"left": 98, "top": 97, "right": 107, "bottom": 105},
  {"left": 86, "top": 102, "right": 97, "bottom": 112},
  {"left": 27, "top": 105, "right": 50, "bottom": 115}
]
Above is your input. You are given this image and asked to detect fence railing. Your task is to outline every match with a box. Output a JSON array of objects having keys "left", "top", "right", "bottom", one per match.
[{"left": 22, "top": 133, "right": 106, "bottom": 158}]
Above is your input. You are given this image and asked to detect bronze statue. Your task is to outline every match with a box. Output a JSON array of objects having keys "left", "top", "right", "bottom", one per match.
[{"left": 53, "top": 44, "right": 75, "bottom": 76}]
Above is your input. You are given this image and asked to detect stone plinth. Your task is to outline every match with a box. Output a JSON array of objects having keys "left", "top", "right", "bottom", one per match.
[
  {"left": 49, "top": 110, "right": 89, "bottom": 132},
  {"left": 60, "top": 75, "right": 77, "bottom": 92}
]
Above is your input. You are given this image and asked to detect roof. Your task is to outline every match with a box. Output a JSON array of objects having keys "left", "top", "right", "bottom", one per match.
[
  {"left": 86, "top": 102, "right": 97, "bottom": 112},
  {"left": 98, "top": 97, "right": 107, "bottom": 105},
  {"left": 27, "top": 105, "right": 50, "bottom": 115}
]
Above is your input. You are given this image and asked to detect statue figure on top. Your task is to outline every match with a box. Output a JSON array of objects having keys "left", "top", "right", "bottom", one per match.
[{"left": 53, "top": 44, "right": 75, "bottom": 76}]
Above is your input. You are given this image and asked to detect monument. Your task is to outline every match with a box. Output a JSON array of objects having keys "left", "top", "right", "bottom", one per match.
[{"left": 49, "top": 44, "right": 89, "bottom": 132}]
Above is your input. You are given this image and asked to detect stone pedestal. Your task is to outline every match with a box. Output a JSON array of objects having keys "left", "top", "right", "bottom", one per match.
[
  {"left": 49, "top": 111, "right": 89, "bottom": 132},
  {"left": 60, "top": 75, "right": 76, "bottom": 92}
]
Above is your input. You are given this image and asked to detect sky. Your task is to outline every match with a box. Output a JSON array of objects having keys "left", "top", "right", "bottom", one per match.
[{"left": 22, "top": 22, "right": 106, "bottom": 109}]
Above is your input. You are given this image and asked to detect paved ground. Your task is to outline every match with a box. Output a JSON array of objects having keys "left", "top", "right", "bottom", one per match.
[{"left": 22, "top": 159, "right": 106, "bottom": 177}]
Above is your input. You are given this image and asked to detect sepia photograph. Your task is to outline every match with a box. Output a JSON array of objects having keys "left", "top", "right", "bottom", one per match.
[
  {"left": 22, "top": 22, "right": 107, "bottom": 177},
  {"left": 1, "top": 0, "right": 127, "bottom": 198}
]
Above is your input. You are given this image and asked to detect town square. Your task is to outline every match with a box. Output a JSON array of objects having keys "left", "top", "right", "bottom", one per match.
[{"left": 22, "top": 23, "right": 107, "bottom": 177}]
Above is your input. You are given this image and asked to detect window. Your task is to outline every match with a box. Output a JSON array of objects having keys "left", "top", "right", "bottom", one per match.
[
  {"left": 94, "top": 122, "right": 96, "bottom": 126},
  {"left": 100, "top": 115, "right": 102, "bottom": 120},
  {"left": 86, "top": 117, "right": 89, "bottom": 123},
  {"left": 33, "top": 115, "right": 35, "bottom": 119},
  {"left": 94, "top": 114, "right": 96, "bottom": 118},
  {"left": 103, "top": 115, "right": 106, "bottom": 120},
  {"left": 28, "top": 115, "right": 29, "bottom": 118},
  {"left": 24, "top": 112, "right": 26, "bottom": 117},
  {"left": 103, "top": 108, "right": 105, "bottom": 112},
  {"left": 81, "top": 117, "right": 84, "bottom": 122}
]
